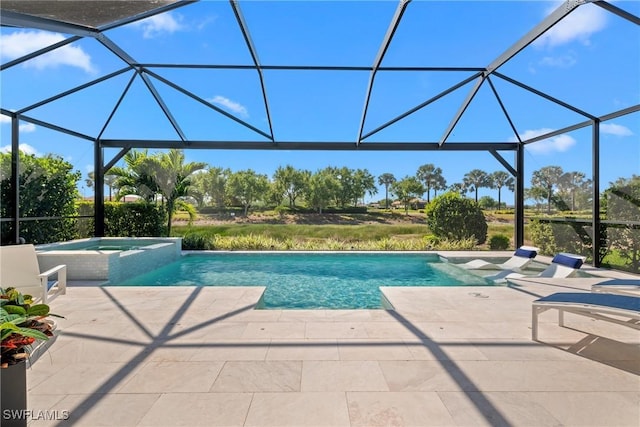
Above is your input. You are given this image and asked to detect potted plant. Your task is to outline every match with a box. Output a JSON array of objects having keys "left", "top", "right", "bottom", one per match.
[{"left": 1, "top": 287, "right": 61, "bottom": 427}]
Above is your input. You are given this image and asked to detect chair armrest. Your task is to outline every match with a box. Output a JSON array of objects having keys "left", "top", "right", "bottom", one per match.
[
  {"left": 39, "top": 264, "right": 66, "bottom": 278},
  {"left": 38, "top": 264, "right": 67, "bottom": 303}
]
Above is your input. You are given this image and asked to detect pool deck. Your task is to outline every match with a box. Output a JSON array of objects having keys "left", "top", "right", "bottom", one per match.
[{"left": 24, "top": 252, "right": 639, "bottom": 426}]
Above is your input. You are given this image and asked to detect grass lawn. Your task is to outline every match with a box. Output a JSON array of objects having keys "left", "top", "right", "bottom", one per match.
[
  {"left": 171, "top": 223, "right": 430, "bottom": 241},
  {"left": 171, "top": 209, "right": 525, "bottom": 251}
]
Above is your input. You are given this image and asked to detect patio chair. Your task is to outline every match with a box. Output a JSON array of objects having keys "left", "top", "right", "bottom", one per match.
[
  {"left": 0, "top": 244, "right": 66, "bottom": 304},
  {"left": 486, "top": 253, "right": 585, "bottom": 283},
  {"left": 458, "top": 246, "right": 538, "bottom": 271},
  {"left": 591, "top": 279, "right": 640, "bottom": 297},
  {"left": 531, "top": 292, "right": 640, "bottom": 340}
]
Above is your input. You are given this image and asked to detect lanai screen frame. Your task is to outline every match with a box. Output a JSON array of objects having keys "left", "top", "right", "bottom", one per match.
[{"left": 1, "top": 0, "right": 639, "bottom": 267}]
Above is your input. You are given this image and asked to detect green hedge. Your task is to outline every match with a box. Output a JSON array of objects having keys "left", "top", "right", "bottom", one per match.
[{"left": 104, "top": 202, "right": 166, "bottom": 237}]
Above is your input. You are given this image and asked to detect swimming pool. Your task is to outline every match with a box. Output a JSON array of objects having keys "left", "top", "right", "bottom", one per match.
[{"left": 113, "top": 252, "right": 491, "bottom": 309}]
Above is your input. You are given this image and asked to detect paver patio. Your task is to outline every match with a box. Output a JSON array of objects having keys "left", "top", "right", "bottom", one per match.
[{"left": 23, "top": 257, "right": 640, "bottom": 426}]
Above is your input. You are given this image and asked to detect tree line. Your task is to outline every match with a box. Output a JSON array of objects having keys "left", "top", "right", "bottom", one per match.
[{"left": 85, "top": 149, "right": 599, "bottom": 223}]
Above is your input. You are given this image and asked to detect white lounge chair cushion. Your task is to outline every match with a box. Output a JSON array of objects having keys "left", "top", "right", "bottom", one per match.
[
  {"left": 460, "top": 246, "right": 538, "bottom": 271},
  {"left": 487, "top": 252, "right": 585, "bottom": 283}
]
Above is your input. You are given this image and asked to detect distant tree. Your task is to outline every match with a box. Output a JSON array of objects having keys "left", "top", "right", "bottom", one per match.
[
  {"left": 525, "top": 186, "right": 548, "bottom": 212},
  {"left": 352, "top": 168, "right": 377, "bottom": 206},
  {"left": 463, "top": 169, "right": 490, "bottom": 203},
  {"left": 226, "top": 169, "right": 270, "bottom": 216},
  {"left": 605, "top": 175, "right": 640, "bottom": 272},
  {"left": 478, "top": 195, "right": 497, "bottom": 210},
  {"left": 328, "top": 166, "right": 355, "bottom": 208},
  {"left": 85, "top": 171, "right": 118, "bottom": 201},
  {"left": 190, "top": 167, "right": 230, "bottom": 208},
  {"left": 531, "top": 165, "right": 563, "bottom": 214},
  {"left": 264, "top": 179, "right": 286, "bottom": 208},
  {"left": 377, "top": 173, "right": 396, "bottom": 210},
  {"left": 416, "top": 164, "right": 444, "bottom": 203},
  {"left": 273, "top": 165, "right": 310, "bottom": 208},
  {"left": 490, "top": 171, "right": 515, "bottom": 209},
  {"left": 432, "top": 174, "right": 447, "bottom": 199},
  {"left": 448, "top": 182, "right": 467, "bottom": 196},
  {"left": 558, "top": 171, "right": 586, "bottom": 211},
  {"left": 390, "top": 176, "right": 425, "bottom": 215},
  {"left": 306, "top": 168, "right": 340, "bottom": 213}
]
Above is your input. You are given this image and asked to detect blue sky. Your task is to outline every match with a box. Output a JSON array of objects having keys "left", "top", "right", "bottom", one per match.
[{"left": 1, "top": 0, "right": 638, "bottom": 204}]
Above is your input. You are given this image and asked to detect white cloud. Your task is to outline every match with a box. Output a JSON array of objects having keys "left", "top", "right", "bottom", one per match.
[
  {"left": 535, "top": 3, "right": 607, "bottom": 48},
  {"left": 601, "top": 123, "right": 633, "bottom": 137},
  {"left": 0, "top": 143, "right": 40, "bottom": 156},
  {"left": 209, "top": 95, "right": 249, "bottom": 118},
  {"left": 0, "top": 116, "right": 37, "bottom": 133},
  {"left": 538, "top": 52, "right": 577, "bottom": 68},
  {"left": 0, "top": 30, "right": 95, "bottom": 73},
  {"left": 511, "top": 128, "right": 577, "bottom": 154},
  {"left": 133, "top": 12, "right": 184, "bottom": 38},
  {"left": 19, "top": 123, "right": 36, "bottom": 133}
]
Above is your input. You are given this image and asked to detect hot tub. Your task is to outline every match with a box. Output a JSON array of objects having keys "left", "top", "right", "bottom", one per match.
[{"left": 36, "top": 237, "right": 182, "bottom": 283}]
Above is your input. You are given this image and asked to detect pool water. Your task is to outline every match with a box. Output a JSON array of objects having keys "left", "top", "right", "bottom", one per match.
[{"left": 114, "top": 252, "right": 491, "bottom": 309}]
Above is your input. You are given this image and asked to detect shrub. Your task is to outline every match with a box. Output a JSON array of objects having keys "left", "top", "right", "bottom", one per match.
[
  {"left": 182, "top": 233, "right": 213, "bottom": 250},
  {"left": 433, "top": 237, "right": 477, "bottom": 250},
  {"left": 489, "top": 234, "right": 510, "bottom": 250},
  {"left": 1, "top": 152, "right": 81, "bottom": 244},
  {"left": 424, "top": 192, "right": 487, "bottom": 245},
  {"left": 274, "top": 205, "right": 292, "bottom": 216},
  {"left": 75, "top": 200, "right": 95, "bottom": 238},
  {"left": 527, "top": 220, "right": 557, "bottom": 255},
  {"left": 104, "top": 202, "right": 166, "bottom": 237},
  {"left": 422, "top": 234, "right": 440, "bottom": 250}
]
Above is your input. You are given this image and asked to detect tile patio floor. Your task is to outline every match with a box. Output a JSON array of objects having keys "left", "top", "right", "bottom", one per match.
[{"left": 22, "top": 254, "right": 640, "bottom": 427}]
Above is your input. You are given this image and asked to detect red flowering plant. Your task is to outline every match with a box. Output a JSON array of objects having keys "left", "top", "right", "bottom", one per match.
[{"left": 1, "top": 287, "right": 61, "bottom": 367}]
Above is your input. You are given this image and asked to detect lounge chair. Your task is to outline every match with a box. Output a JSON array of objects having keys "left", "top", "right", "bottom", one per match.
[
  {"left": 591, "top": 279, "right": 640, "bottom": 296},
  {"left": 0, "top": 244, "right": 66, "bottom": 303},
  {"left": 531, "top": 292, "right": 640, "bottom": 340},
  {"left": 458, "top": 246, "right": 538, "bottom": 271},
  {"left": 486, "top": 252, "right": 585, "bottom": 283}
]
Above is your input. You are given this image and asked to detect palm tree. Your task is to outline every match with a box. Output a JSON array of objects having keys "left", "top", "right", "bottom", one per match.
[
  {"left": 109, "top": 150, "right": 159, "bottom": 202},
  {"left": 490, "top": 171, "right": 515, "bottom": 209},
  {"left": 531, "top": 166, "right": 563, "bottom": 214},
  {"left": 85, "top": 171, "right": 118, "bottom": 201},
  {"left": 145, "top": 150, "right": 207, "bottom": 235},
  {"left": 377, "top": 173, "right": 396, "bottom": 210},
  {"left": 448, "top": 182, "right": 467, "bottom": 195},
  {"left": 416, "top": 164, "right": 444, "bottom": 203},
  {"left": 432, "top": 175, "right": 447, "bottom": 199},
  {"left": 463, "top": 169, "right": 490, "bottom": 203}
]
